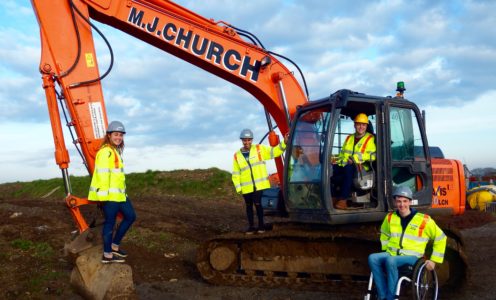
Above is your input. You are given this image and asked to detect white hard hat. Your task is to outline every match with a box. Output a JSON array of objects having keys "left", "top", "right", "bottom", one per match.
[
  {"left": 393, "top": 186, "right": 413, "bottom": 200},
  {"left": 239, "top": 129, "right": 253, "bottom": 139},
  {"left": 107, "top": 121, "right": 126, "bottom": 133}
]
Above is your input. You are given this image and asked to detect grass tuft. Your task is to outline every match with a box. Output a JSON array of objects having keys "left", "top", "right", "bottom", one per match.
[{"left": 10, "top": 239, "right": 55, "bottom": 259}]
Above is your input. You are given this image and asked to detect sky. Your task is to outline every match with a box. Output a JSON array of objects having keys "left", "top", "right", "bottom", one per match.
[{"left": 0, "top": 0, "right": 495, "bottom": 183}]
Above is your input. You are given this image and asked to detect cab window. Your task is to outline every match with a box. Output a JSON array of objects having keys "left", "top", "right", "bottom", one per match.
[{"left": 390, "top": 107, "right": 426, "bottom": 191}]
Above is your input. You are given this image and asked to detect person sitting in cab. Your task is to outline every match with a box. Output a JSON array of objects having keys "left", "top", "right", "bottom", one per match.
[{"left": 332, "top": 113, "right": 376, "bottom": 209}]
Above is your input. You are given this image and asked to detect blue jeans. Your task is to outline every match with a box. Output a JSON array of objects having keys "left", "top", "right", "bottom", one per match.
[
  {"left": 368, "top": 252, "right": 418, "bottom": 300},
  {"left": 102, "top": 197, "right": 136, "bottom": 253}
]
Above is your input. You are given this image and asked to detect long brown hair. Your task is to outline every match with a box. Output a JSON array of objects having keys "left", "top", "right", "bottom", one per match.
[{"left": 100, "top": 133, "right": 125, "bottom": 154}]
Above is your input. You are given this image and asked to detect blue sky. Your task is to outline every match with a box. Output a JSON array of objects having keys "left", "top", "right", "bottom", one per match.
[{"left": 1, "top": 0, "right": 495, "bottom": 183}]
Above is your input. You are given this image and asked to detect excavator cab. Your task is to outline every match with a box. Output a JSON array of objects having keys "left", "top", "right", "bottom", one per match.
[{"left": 278, "top": 90, "right": 435, "bottom": 225}]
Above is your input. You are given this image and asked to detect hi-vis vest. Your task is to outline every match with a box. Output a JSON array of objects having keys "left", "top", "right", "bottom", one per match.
[
  {"left": 232, "top": 142, "right": 286, "bottom": 194},
  {"left": 337, "top": 132, "right": 376, "bottom": 170},
  {"left": 88, "top": 145, "right": 127, "bottom": 202},
  {"left": 380, "top": 211, "right": 447, "bottom": 264}
]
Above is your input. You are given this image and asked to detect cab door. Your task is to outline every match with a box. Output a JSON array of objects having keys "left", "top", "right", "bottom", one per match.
[{"left": 384, "top": 99, "right": 433, "bottom": 208}]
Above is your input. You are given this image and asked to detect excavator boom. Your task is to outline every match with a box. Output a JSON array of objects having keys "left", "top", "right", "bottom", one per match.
[{"left": 31, "top": 0, "right": 308, "bottom": 233}]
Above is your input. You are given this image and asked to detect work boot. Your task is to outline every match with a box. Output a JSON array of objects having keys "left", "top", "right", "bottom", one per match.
[
  {"left": 245, "top": 227, "right": 256, "bottom": 235},
  {"left": 335, "top": 199, "right": 348, "bottom": 209}
]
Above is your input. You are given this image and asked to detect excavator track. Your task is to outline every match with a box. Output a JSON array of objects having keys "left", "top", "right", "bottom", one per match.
[
  {"left": 197, "top": 222, "right": 379, "bottom": 291},
  {"left": 197, "top": 222, "right": 466, "bottom": 291}
]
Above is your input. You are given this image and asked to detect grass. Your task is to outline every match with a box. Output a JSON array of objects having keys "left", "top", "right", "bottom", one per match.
[
  {"left": 10, "top": 239, "right": 55, "bottom": 259},
  {"left": 27, "top": 270, "right": 65, "bottom": 294},
  {"left": 3, "top": 176, "right": 91, "bottom": 200},
  {"left": 126, "top": 168, "right": 233, "bottom": 198},
  {"left": 0, "top": 167, "right": 234, "bottom": 201},
  {"left": 7, "top": 238, "right": 65, "bottom": 295},
  {"left": 126, "top": 227, "right": 189, "bottom": 252}
]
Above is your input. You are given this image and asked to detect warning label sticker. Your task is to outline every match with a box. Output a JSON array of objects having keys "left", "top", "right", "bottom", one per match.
[
  {"left": 89, "top": 102, "right": 105, "bottom": 139},
  {"left": 85, "top": 53, "right": 95, "bottom": 68}
]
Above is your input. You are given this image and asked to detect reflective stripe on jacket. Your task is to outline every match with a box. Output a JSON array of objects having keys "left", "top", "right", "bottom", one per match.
[
  {"left": 337, "top": 132, "right": 376, "bottom": 171},
  {"left": 380, "top": 211, "right": 447, "bottom": 263},
  {"left": 232, "top": 141, "right": 286, "bottom": 194},
  {"left": 88, "top": 145, "right": 127, "bottom": 202}
]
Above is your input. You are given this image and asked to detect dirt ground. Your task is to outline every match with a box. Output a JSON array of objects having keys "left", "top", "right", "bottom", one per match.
[{"left": 1, "top": 182, "right": 495, "bottom": 299}]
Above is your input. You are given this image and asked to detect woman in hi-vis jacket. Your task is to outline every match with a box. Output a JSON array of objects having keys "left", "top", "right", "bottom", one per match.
[{"left": 88, "top": 121, "right": 136, "bottom": 264}]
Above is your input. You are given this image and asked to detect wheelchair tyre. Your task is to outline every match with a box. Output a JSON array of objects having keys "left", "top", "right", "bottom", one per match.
[{"left": 411, "top": 260, "right": 439, "bottom": 300}]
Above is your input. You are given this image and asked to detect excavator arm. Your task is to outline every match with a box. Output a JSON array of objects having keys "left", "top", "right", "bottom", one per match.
[{"left": 30, "top": 0, "right": 308, "bottom": 233}]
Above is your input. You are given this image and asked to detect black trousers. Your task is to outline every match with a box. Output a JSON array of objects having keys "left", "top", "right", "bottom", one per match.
[{"left": 243, "top": 190, "right": 264, "bottom": 229}]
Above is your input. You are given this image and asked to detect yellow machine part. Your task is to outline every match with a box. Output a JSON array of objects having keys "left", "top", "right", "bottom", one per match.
[{"left": 467, "top": 185, "right": 496, "bottom": 211}]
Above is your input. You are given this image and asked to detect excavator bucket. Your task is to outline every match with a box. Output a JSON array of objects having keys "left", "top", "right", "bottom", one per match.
[
  {"left": 64, "top": 225, "right": 136, "bottom": 299},
  {"left": 70, "top": 246, "right": 136, "bottom": 299}
]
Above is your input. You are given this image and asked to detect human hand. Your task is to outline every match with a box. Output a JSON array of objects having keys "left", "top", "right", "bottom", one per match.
[{"left": 425, "top": 260, "right": 435, "bottom": 271}]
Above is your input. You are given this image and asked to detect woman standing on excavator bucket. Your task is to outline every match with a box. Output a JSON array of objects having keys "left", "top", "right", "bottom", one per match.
[{"left": 88, "top": 121, "right": 136, "bottom": 263}]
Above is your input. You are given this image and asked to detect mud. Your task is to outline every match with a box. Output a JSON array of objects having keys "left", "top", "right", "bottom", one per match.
[{"left": 0, "top": 187, "right": 495, "bottom": 299}]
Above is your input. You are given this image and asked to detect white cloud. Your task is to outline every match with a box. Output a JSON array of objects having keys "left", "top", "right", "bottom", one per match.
[
  {"left": 1, "top": 0, "right": 495, "bottom": 183},
  {"left": 424, "top": 90, "right": 496, "bottom": 169}
]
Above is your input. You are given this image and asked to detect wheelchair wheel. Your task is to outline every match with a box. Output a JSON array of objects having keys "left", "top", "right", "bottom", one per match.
[{"left": 411, "top": 260, "right": 439, "bottom": 300}]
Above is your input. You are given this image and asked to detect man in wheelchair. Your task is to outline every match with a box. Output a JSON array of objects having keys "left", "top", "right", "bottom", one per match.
[{"left": 367, "top": 186, "right": 447, "bottom": 300}]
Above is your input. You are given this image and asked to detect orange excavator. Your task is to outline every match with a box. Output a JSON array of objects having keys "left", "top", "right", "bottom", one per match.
[{"left": 31, "top": 0, "right": 467, "bottom": 293}]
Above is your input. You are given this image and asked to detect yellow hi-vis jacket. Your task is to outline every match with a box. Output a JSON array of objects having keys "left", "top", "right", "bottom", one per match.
[
  {"left": 337, "top": 132, "right": 376, "bottom": 171},
  {"left": 232, "top": 142, "right": 286, "bottom": 194},
  {"left": 88, "top": 145, "right": 127, "bottom": 202},
  {"left": 380, "top": 211, "right": 447, "bottom": 264}
]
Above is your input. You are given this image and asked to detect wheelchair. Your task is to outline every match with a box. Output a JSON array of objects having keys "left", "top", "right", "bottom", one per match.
[{"left": 364, "top": 258, "right": 439, "bottom": 300}]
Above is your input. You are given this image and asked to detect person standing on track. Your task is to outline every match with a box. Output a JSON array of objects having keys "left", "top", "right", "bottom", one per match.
[
  {"left": 88, "top": 121, "right": 136, "bottom": 264},
  {"left": 368, "top": 186, "right": 446, "bottom": 300},
  {"left": 232, "top": 129, "right": 288, "bottom": 235}
]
